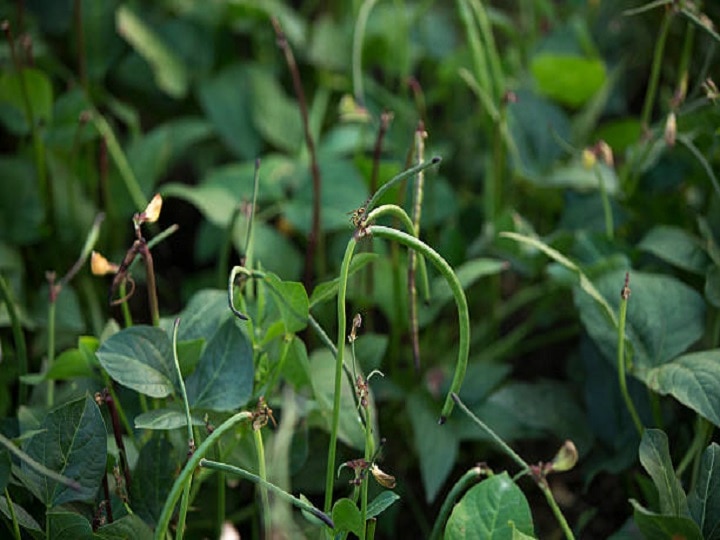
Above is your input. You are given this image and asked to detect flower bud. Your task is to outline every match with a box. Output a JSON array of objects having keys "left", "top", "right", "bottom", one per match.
[{"left": 549, "top": 440, "right": 578, "bottom": 473}]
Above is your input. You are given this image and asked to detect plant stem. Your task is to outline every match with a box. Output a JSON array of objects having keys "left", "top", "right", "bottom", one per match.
[
  {"left": 0, "top": 274, "right": 29, "bottom": 405},
  {"left": 199, "top": 459, "right": 334, "bottom": 528},
  {"left": 408, "top": 123, "right": 427, "bottom": 371},
  {"left": 429, "top": 466, "right": 483, "bottom": 540},
  {"left": 46, "top": 298, "right": 56, "bottom": 407},
  {"left": 367, "top": 226, "right": 469, "bottom": 423},
  {"left": 352, "top": 0, "right": 378, "bottom": 105},
  {"left": 451, "top": 394, "right": 575, "bottom": 540},
  {"left": 253, "top": 428, "right": 271, "bottom": 538},
  {"left": 271, "top": 18, "right": 323, "bottom": 288},
  {"left": 324, "top": 238, "right": 358, "bottom": 515},
  {"left": 365, "top": 158, "right": 441, "bottom": 215},
  {"left": 4, "top": 488, "right": 21, "bottom": 540},
  {"left": 154, "top": 412, "right": 253, "bottom": 540},
  {"left": 617, "top": 273, "right": 643, "bottom": 435},
  {"left": 138, "top": 242, "right": 160, "bottom": 327},
  {"left": 641, "top": 10, "right": 673, "bottom": 129},
  {"left": 595, "top": 164, "right": 614, "bottom": 239}
]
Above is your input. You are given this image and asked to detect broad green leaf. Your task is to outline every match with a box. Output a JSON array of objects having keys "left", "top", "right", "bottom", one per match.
[
  {"left": 408, "top": 392, "right": 458, "bottom": 503},
  {"left": 162, "top": 180, "right": 240, "bottom": 228},
  {"left": 170, "top": 289, "right": 231, "bottom": 342},
  {"left": 44, "top": 347, "right": 96, "bottom": 380},
  {"left": 96, "top": 326, "right": 178, "bottom": 398},
  {"left": 639, "top": 226, "right": 710, "bottom": 274},
  {"left": 185, "top": 318, "right": 254, "bottom": 411},
  {"left": 127, "top": 117, "right": 212, "bottom": 192},
  {"left": 116, "top": 5, "right": 188, "bottom": 98},
  {"left": 250, "top": 68, "right": 303, "bottom": 153},
  {"left": 445, "top": 472, "right": 535, "bottom": 539},
  {"left": 130, "top": 436, "right": 178, "bottom": 527},
  {"left": 94, "top": 514, "right": 154, "bottom": 540},
  {"left": 263, "top": 273, "right": 309, "bottom": 334},
  {"left": 177, "top": 338, "right": 204, "bottom": 378},
  {"left": 688, "top": 443, "right": 720, "bottom": 539},
  {"left": 0, "top": 68, "right": 53, "bottom": 135},
  {"left": 81, "top": 0, "right": 124, "bottom": 82},
  {"left": 706, "top": 266, "right": 720, "bottom": 308},
  {"left": 367, "top": 490, "right": 400, "bottom": 519},
  {"left": 309, "top": 253, "right": 379, "bottom": 307},
  {"left": 639, "top": 429, "right": 689, "bottom": 516},
  {"left": 134, "top": 407, "right": 205, "bottom": 430},
  {"left": 419, "top": 258, "right": 506, "bottom": 326},
  {"left": 531, "top": 54, "right": 606, "bottom": 107},
  {"left": 0, "top": 495, "right": 42, "bottom": 532},
  {"left": 308, "top": 348, "right": 371, "bottom": 450},
  {"left": 22, "top": 395, "right": 106, "bottom": 506},
  {"left": 0, "top": 158, "right": 44, "bottom": 245},
  {"left": 630, "top": 500, "right": 703, "bottom": 540},
  {"left": 197, "top": 64, "right": 261, "bottom": 159},
  {"left": 575, "top": 269, "right": 704, "bottom": 370},
  {"left": 332, "top": 498, "right": 362, "bottom": 537},
  {"left": 47, "top": 510, "right": 93, "bottom": 540},
  {"left": 645, "top": 350, "right": 720, "bottom": 428},
  {"left": 281, "top": 336, "right": 312, "bottom": 389},
  {"left": 232, "top": 221, "right": 303, "bottom": 281}
]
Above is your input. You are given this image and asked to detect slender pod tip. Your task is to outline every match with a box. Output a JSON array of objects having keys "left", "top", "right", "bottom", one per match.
[{"left": 431, "top": 156, "right": 442, "bottom": 164}]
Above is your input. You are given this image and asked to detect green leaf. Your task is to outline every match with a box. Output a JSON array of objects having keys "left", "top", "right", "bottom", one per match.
[
  {"left": 130, "top": 435, "right": 178, "bottom": 527},
  {"left": 645, "top": 350, "right": 720, "bottom": 428},
  {"left": 639, "top": 429, "right": 689, "bottom": 516},
  {"left": 94, "top": 514, "right": 154, "bottom": 540},
  {"left": 263, "top": 273, "right": 309, "bottom": 334},
  {"left": 445, "top": 472, "right": 535, "bottom": 539},
  {"left": 22, "top": 395, "right": 107, "bottom": 507},
  {"left": 630, "top": 499, "right": 703, "bottom": 540},
  {"left": 115, "top": 5, "right": 188, "bottom": 98},
  {"left": 0, "top": 157, "right": 44, "bottom": 245},
  {"left": 81, "top": 0, "right": 124, "bottom": 82},
  {"left": 250, "top": 68, "right": 303, "bottom": 153},
  {"left": 0, "top": 68, "right": 53, "bottom": 135},
  {"left": 575, "top": 269, "right": 704, "bottom": 370},
  {"left": 706, "top": 266, "right": 720, "bottom": 308},
  {"left": 540, "top": 161, "right": 619, "bottom": 194},
  {"left": 170, "top": 289, "right": 232, "bottom": 342},
  {"left": 367, "top": 490, "right": 400, "bottom": 519},
  {"left": 639, "top": 226, "right": 710, "bottom": 275},
  {"left": 408, "top": 392, "right": 458, "bottom": 503},
  {"left": 44, "top": 346, "right": 97, "bottom": 380},
  {"left": 332, "top": 498, "right": 363, "bottom": 537},
  {"left": 185, "top": 318, "right": 254, "bottom": 411},
  {"left": 0, "top": 495, "right": 42, "bottom": 532},
  {"left": 688, "top": 443, "right": 720, "bottom": 539},
  {"left": 419, "top": 258, "right": 506, "bottom": 326},
  {"left": 134, "top": 407, "right": 205, "bottom": 430},
  {"left": 177, "top": 338, "right": 204, "bottom": 378},
  {"left": 197, "top": 64, "right": 261, "bottom": 160},
  {"left": 96, "top": 326, "right": 178, "bottom": 398},
  {"left": 47, "top": 510, "right": 93, "bottom": 540},
  {"left": 162, "top": 182, "right": 239, "bottom": 228},
  {"left": 310, "top": 253, "right": 379, "bottom": 307},
  {"left": 0, "top": 449, "right": 9, "bottom": 491},
  {"left": 531, "top": 54, "right": 606, "bottom": 107}
]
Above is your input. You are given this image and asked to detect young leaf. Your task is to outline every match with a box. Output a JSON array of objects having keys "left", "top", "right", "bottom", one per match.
[
  {"left": 630, "top": 500, "right": 703, "bottom": 540},
  {"left": 96, "top": 326, "right": 178, "bottom": 398},
  {"left": 185, "top": 318, "right": 254, "bottom": 411},
  {"left": 367, "top": 490, "right": 400, "bottom": 519},
  {"left": 21, "top": 395, "right": 106, "bottom": 507},
  {"left": 644, "top": 350, "right": 720, "bottom": 427},
  {"left": 332, "top": 498, "right": 363, "bottom": 537},
  {"left": 0, "top": 495, "right": 42, "bottom": 532},
  {"left": 445, "top": 472, "right": 535, "bottom": 539},
  {"left": 263, "top": 273, "right": 309, "bottom": 334},
  {"left": 531, "top": 54, "right": 606, "bottom": 108},
  {"left": 638, "top": 429, "right": 689, "bottom": 516}
]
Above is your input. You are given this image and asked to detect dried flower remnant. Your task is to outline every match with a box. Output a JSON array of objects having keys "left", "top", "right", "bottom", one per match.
[
  {"left": 702, "top": 78, "right": 718, "bottom": 102},
  {"left": 251, "top": 396, "right": 277, "bottom": 431},
  {"left": 348, "top": 313, "right": 362, "bottom": 343},
  {"left": 90, "top": 251, "right": 119, "bottom": 276},
  {"left": 549, "top": 440, "right": 578, "bottom": 473},
  {"left": 664, "top": 112, "right": 677, "bottom": 147},
  {"left": 370, "top": 464, "right": 396, "bottom": 489}
]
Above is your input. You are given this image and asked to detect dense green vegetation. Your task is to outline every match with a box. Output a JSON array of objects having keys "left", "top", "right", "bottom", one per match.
[{"left": 1, "top": 1, "right": 720, "bottom": 538}]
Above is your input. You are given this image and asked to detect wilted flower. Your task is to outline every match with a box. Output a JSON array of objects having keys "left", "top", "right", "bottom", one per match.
[
  {"left": 370, "top": 464, "right": 396, "bottom": 489},
  {"left": 91, "top": 251, "right": 119, "bottom": 276},
  {"left": 143, "top": 194, "right": 163, "bottom": 223},
  {"left": 549, "top": 440, "right": 578, "bottom": 473}
]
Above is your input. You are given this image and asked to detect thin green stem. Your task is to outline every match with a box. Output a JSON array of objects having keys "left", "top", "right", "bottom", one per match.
[
  {"left": 46, "top": 300, "right": 56, "bottom": 408},
  {"left": 171, "top": 318, "right": 194, "bottom": 448},
  {"left": 365, "top": 158, "right": 441, "bottom": 214},
  {"left": 352, "top": 0, "right": 378, "bottom": 105},
  {"left": 451, "top": 394, "right": 575, "bottom": 540},
  {"left": 154, "top": 412, "right": 253, "bottom": 540},
  {"left": 3, "top": 488, "right": 21, "bottom": 540},
  {"left": 429, "top": 467, "right": 483, "bottom": 540},
  {"left": 595, "top": 165, "right": 614, "bottom": 240},
  {"left": 0, "top": 274, "right": 28, "bottom": 405},
  {"left": 617, "top": 275, "right": 643, "bottom": 436},
  {"left": 199, "top": 459, "right": 334, "bottom": 528},
  {"left": 253, "top": 429, "right": 271, "bottom": 538},
  {"left": 641, "top": 11, "right": 673, "bottom": 129},
  {"left": 324, "top": 239, "right": 358, "bottom": 514},
  {"left": 367, "top": 226, "right": 469, "bottom": 423},
  {"left": 218, "top": 205, "right": 242, "bottom": 289},
  {"left": 677, "top": 415, "right": 709, "bottom": 476}
]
